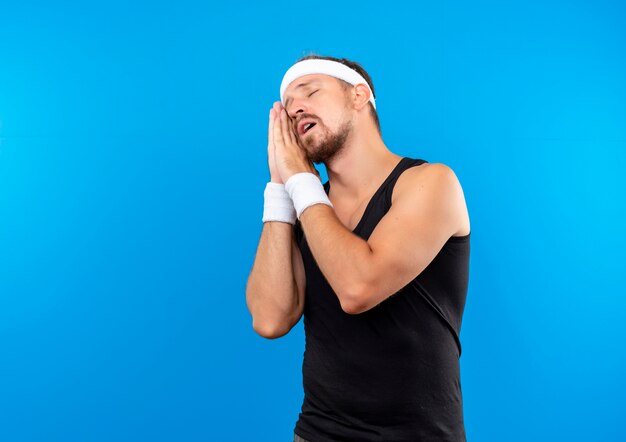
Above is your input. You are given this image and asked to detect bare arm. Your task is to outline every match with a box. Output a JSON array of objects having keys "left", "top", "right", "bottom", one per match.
[
  {"left": 246, "top": 221, "right": 305, "bottom": 339},
  {"left": 299, "top": 163, "right": 468, "bottom": 314},
  {"left": 245, "top": 103, "right": 310, "bottom": 339}
]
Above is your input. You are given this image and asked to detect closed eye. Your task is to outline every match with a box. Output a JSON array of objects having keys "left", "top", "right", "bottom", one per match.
[{"left": 308, "top": 90, "right": 319, "bottom": 97}]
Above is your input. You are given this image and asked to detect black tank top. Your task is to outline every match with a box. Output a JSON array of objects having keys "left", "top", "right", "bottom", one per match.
[{"left": 292, "top": 157, "right": 470, "bottom": 442}]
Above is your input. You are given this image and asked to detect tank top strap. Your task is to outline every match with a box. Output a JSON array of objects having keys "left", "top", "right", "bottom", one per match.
[
  {"left": 382, "top": 157, "right": 428, "bottom": 207},
  {"left": 390, "top": 157, "right": 428, "bottom": 179}
]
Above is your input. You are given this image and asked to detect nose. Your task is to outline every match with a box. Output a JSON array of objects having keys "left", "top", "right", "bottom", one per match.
[{"left": 285, "top": 98, "right": 307, "bottom": 119}]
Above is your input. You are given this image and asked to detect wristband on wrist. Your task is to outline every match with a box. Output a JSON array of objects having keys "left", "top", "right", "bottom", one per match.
[
  {"left": 262, "top": 182, "right": 297, "bottom": 225},
  {"left": 284, "top": 172, "right": 333, "bottom": 220}
]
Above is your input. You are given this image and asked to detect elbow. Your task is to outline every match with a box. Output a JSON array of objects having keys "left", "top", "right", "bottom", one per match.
[
  {"left": 252, "top": 320, "right": 290, "bottom": 340},
  {"left": 340, "top": 301, "right": 364, "bottom": 315},
  {"left": 338, "top": 283, "right": 370, "bottom": 315},
  {"left": 339, "top": 250, "right": 376, "bottom": 315}
]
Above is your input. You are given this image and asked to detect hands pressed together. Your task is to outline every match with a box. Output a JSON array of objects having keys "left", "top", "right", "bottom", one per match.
[{"left": 268, "top": 101, "right": 320, "bottom": 184}]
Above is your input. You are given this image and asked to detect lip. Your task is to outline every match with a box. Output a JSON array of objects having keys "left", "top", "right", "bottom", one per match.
[{"left": 298, "top": 119, "right": 318, "bottom": 136}]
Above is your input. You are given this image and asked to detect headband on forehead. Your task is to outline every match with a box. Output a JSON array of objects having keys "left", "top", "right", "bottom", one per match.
[{"left": 280, "top": 59, "right": 377, "bottom": 110}]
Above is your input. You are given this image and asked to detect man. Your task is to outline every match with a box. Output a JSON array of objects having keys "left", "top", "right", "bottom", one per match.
[{"left": 246, "top": 54, "right": 471, "bottom": 441}]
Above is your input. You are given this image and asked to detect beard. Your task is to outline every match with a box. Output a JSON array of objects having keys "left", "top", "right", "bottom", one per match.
[{"left": 300, "top": 117, "right": 353, "bottom": 165}]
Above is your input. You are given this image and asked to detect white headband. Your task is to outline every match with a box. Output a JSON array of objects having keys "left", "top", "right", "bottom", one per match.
[{"left": 280, "top": 59, "right": 377, "bottom": 110}]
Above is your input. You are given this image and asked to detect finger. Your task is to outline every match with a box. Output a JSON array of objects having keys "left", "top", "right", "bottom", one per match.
[
  {"left": 279, "top": 109, "right": 288, "bottom": 142},
  {"left": 285, "top": 110, "right": 298, "bottom": 144},
  {"left": 273, "top": 107, "right": 284, "bottom": 147},
  {"left": 268, "top": 107, "right": 274, "bottom": 143},
  {"left": 290, "top": 113, "right": 298, "bottom": 136},
  {"left": 274, "top": 102, "right": 282, "bottom": 123},
  {"left": 273, "top": 101, "right": 281, "bottom": 115},
  {"left": 280, "top": 108, "right": 293, "bottom": 145},
  {"left": 268, "top": 107, "right": 277, "bottom": 155}
]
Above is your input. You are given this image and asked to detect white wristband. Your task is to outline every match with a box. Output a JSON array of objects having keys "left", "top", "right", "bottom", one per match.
[
  {"left": 262, "top": 182, "right": 297, "bottom": 225},
  {"left": 284, "top": 172, "right": 333, "bottom": 220}
]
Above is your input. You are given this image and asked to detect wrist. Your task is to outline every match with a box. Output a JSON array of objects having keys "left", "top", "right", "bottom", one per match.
[
  {"left": 284, "top": 172, "right": 333, "bottom": 220},
  {"left": 262, "top": 182, "right": 297, "bottom": 224}
]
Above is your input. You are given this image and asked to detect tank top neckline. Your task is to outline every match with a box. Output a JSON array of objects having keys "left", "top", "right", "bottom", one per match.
[{"left": 323, "top": 156, "right": 411, "bottom": 233}]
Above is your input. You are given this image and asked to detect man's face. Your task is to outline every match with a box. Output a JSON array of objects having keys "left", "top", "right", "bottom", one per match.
[{"left": 283, "top": 74, "right": 354, "bottom": 165}]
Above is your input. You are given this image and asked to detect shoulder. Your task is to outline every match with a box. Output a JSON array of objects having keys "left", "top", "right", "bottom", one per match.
[
  {"left": 392, "top": 161, "right": 470, "bottom": 236},
  {"left": 392, "top": 162, "right": 463, "bottom": 204}
]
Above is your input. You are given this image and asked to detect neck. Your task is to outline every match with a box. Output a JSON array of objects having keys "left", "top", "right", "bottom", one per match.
[{"left": 324, "top": 122, "right": 403, "bottom": 200}]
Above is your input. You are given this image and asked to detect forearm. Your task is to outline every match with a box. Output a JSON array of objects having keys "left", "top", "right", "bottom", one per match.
[
  {"left": 246, "top": 221, "right": 299, "bottom": 335},
  {"left": 299, "top": 204, "right": 373, "bottom": 311}
]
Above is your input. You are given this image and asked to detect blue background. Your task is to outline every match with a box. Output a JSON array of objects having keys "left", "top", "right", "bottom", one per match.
[{"left": 1, "top": 0, "right": 624, "bottom": 441}]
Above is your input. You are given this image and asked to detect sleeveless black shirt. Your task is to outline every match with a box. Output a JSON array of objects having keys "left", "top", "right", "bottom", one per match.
[{"left": 292, "top": 157, "right": 470, "bottom": 442}]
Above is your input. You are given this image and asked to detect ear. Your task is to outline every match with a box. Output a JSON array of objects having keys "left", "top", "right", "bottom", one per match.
[{"left": 351, "top": 83, "right": 372, "bottom": 111}]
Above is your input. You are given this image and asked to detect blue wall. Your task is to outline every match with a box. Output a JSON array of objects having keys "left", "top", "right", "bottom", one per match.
[{"left": 1, "top": 0, "right": 624, "bottom": 440}]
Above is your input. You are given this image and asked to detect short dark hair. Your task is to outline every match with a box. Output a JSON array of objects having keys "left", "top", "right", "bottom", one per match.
[{"left": 295, "top": 52, "right": 381, "bottom": 137}]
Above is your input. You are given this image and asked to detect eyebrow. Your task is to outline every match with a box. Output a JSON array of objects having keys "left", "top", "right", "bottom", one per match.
[{"left": 284, "top": 80, "right": 320, "bottom": 108}]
